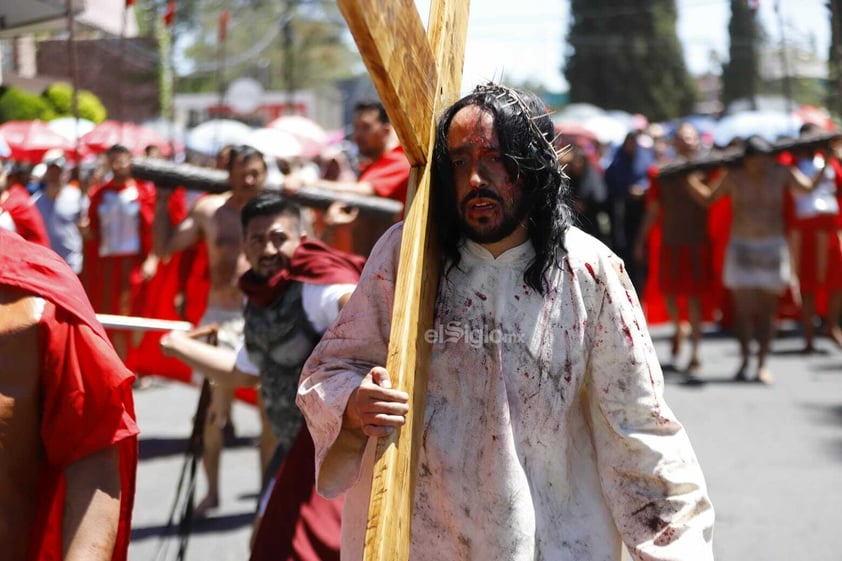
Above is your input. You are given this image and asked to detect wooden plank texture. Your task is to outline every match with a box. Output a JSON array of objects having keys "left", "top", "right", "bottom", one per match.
[
  {"left": 129, "top": 158, "right": 404, "bottom": 220},
  {"left": 338, "top": 0, "right": 437, "bottom": 166},
  {"left": 353, "top": 1, "right": 471, "bottom": 560}
]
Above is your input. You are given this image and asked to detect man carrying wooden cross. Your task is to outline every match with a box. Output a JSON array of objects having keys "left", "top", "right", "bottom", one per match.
[{"left": 297, "top": 84, "right": 715, "bottom": 560}]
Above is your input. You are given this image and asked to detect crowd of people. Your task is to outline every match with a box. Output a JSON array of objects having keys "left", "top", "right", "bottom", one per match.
[
  {"left": 1, "top": 83, "right": 840, "bottom": 559},
  {"left": 561, "top": 119, "right": 842, "bottom": 383}
]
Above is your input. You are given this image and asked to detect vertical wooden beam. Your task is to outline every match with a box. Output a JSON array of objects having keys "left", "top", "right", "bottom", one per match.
[{"left": 337, "top": 1, "right": 470, "bottom": 560}]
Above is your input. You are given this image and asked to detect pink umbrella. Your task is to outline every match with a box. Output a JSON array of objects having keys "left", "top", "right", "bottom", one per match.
[
  {"left": 267, "top": 115, "right": 328, "bottom": 159},
  {"left": 794, "top": 105, "right": 835, "bottom": 131},
  {"left": 0, "top": 120, "right": 74, "bottom": 163},
  {"left": 554, "top": 122, "right": 599, "bottom": 145},
  {"left": 81, "top": 120, "right": 172, "bottom": 157}
]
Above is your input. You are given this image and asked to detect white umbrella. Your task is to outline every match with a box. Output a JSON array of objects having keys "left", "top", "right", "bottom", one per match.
[
  {"left": 267, "top": 115, "right": 328, "bottom": 159},
  {"left": 553, "top": 102, "right": 606, "bottom": 125},
  {"left": 712, "top": 110, "right": 803, "bottom": 146},
  {"left": 244, "top": 128, "right": 303, "bottom": 161},
  {"left": 47, "top": 117, "right": 95, "bottom": 142},
  {"left": 185, "top": 119, "right": 253, "bottom": 156},
  {"left": 142, "top": 118, "right": 186, "bottom": 144},
  {"left": 582, "top": 114, "right": 630, "bottom": 146}
]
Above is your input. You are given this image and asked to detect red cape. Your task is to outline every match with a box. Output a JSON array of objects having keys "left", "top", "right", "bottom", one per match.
[
  {"left": 0, "top": 184, "right": 50, "bottom": 246},
  {"left": 290, "top": 238, "right": 366, "bottom": 283},
  {"left": 240, "top": 238, "right": 365, "bottom": 308},
  {"left": 0, "top": 229, "right": 137, "bottom": 561},
  {"left": 245, "top": 239, "right": 360, "bottom": 560},
  {"left": 0, "top": 228, "right": 106, "bottom": 337}
]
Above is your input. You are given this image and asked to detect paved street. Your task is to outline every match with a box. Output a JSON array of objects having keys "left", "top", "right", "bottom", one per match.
[{"left": 128, "top": 323, "right": 842, "bottom": 561}]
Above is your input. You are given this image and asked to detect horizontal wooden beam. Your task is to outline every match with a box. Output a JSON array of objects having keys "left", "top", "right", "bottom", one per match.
[{"left": 130, "top": 158, "right": 404, "bottom": 220}]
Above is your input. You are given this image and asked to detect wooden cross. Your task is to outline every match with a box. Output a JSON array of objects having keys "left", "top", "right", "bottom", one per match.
[{"left": 338, "top": 1, "right": 470, "bottom": 559}]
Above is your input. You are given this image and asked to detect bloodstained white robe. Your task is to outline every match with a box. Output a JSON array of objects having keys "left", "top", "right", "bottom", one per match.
[{"left": 297, "top": 224, "right": 714, "bottom": 561}]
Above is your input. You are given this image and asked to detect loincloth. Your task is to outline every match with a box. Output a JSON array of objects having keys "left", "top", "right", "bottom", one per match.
[{"left": 723, "top": 236, "right": 790, "bottom": 293}]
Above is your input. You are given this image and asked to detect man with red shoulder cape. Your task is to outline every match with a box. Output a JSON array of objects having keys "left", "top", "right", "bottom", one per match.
[
  {"left": 0, "top": 228, "right": 138, "bottom": 561},
  {"left": 160, "top": 193, "right": 362, "bottom": 561},
  {"left": 82, "top": 144, "right": 156, "bottom": 359}
]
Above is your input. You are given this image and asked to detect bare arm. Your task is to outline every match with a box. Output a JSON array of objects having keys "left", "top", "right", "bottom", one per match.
[
  {"left": 787, "top": 158, "right": 829, "bottom": 193},
  {"left": 684, "top": 170, "right": 729, "bottom": 207},
  {"left": 63, "top": 445, "right": 122, "bottom": 561},
  {"left": 160, "top": 330, "right": 258, "bottom": 387},
  {"left": 152, "top": 194, "right": 203, "bottom": 260}
]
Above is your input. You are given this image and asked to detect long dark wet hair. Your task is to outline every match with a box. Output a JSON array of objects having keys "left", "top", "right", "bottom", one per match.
[{"left": 431, "top": 83, "right": 573, "bottom": 294}]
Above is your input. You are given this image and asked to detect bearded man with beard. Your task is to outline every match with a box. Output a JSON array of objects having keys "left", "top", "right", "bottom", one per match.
[
  {"left": 297, "top": 84, "right": 715, "bottom": 561},
  {"left": 161, "top": 193, "right": 363, "bottom": 560}
]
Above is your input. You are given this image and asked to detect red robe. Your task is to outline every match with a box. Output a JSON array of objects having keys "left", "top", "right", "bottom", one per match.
[
  {"left": 780, "top": 153, "right": 842, "bottom": 314},
  {"left": 248, "top": 239, "right": 364, "bottom": 561},
  {"left": 329, "top": 146, "right": 410, "bottom": 256},
  {"left": 641, "top": 167, "right": 730, "bottom": 325},
  {"left": 126, "top": 188, "right": 202, "bottom": 383},
  {"left": 361, "top": 145, "right": 411, "bottom": 202},
  {"left": 0, "top": 183, "right": 50, "bottom": 246},
  {"left": 0, "top": 228, "right": 138, "bottom": 561},
  {"left": 82, "top": 178, "right": 156, "bottom": 353}
]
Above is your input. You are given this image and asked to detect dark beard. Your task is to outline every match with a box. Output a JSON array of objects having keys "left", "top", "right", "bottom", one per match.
[{"left": 458, "top": 188, "right": 529, "bottom": 244}]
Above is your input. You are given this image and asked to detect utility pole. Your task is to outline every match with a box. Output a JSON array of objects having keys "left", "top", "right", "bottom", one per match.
[
  {"left": 216, "top": 10, "right": 229, "bottom": 120},
  {"left": 774, "top": 0, "right": 794, "bottom": 112},
  {"left": 829, "top": 0, "right": 842, "bottom": 117},
  {"left": 66, "top": 0, "right": 80, "bottom": 162},
  {"left": 748, "top": 2, "right": 758, "bottom": 110},
  {"left": 281, "top": 1, "right": 296, "bottom": 115}
]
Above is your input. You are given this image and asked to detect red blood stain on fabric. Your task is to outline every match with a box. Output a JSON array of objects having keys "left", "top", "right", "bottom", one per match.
[{"left": 584, "top": 262, "right": 598, "bottom": 282}]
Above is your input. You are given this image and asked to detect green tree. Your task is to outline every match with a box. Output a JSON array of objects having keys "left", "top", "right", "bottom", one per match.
[
  {"left": 0, "top": 88, "right": 56, "bottom": 122},
  {"left": 564, "top": 0, "right": 696, "bottom": 121},
  {"left": 721, "top": 0, "right": 760, "bottom": 110},
  {"left": 149, "top": 0, "right": 359, "bottom": 95},
  {"left": 42, "top": 83, "right": 108, "bottom": 123}
]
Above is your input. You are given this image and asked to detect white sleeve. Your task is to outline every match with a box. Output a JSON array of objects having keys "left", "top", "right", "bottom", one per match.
[
  {"left": 233, "top": 343, "right": 260, "bottom": 376},
  {"left": 584, "top": 248, "right": 714, "bottom": 559},
  {"left": 297, "top": 224, "right": 402, "bottom": 498},
  {"left": 301, "top": 282, "right": 357, "bottom": 333}
]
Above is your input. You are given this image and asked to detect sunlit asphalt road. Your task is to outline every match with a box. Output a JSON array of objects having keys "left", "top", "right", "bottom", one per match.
[{"left": 127, "top": 323, "right": 842, "bottom": 561}]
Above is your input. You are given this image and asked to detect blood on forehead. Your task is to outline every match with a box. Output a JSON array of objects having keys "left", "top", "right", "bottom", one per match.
[{"left": 446, "top": 106, "right": 500, "bottom": 155}]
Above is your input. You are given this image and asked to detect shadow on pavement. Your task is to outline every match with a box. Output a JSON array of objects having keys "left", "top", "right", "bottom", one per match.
[
  {"left": 807, "top": 362, "right": 842, "bottom": 373},
  {"left": 771, "top": 347, "right": 833, "bottom": 357},
  {"left": 139, "top": 434, "right": 259, "bottom": 461},
  {"left": 801, "top": 403, "right": 842, "bottom": 462},
  {"left": 130, "top": 511, "right": 255, "bottom": 541},
  {"left": 138, "top": 437, "right": 189, "bottom": 461}
]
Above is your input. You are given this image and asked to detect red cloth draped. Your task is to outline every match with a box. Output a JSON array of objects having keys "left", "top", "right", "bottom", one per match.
[
  {"left": 0, "top": 229, "right": 137, "bottom": 561},
  {"left": 780, "top": 156, "right": 842, "bottom": 316},
  {"left": 250, "top": 429, "right": 342, "bottom": 561},
  {"left": 247, "top": 240, "right": 362, "bottom": 559},
  {"left": 126, "top": 188, "right": 197, "bottom": 384},
  {"left": 1, "top": 183, "right": 50, "bottom": 246},
  {"left": 328, "top": 146, "right": 410, "bottom": 255},
  {"left": 641, "top": 180, "right": 732, "bottom": 326},
  {"left": 82, "top": 178, "right": 156, "bottom": 357},
  {"left": 239, "top": 239, "right": 366, "bottom": 308}
]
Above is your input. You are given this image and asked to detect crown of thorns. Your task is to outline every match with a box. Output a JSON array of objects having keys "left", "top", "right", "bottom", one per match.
[{"left": 472, "top": 82, "right": 570, "bottom": 165}]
